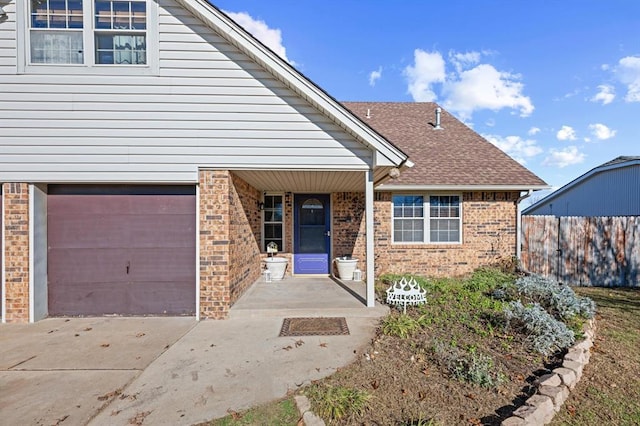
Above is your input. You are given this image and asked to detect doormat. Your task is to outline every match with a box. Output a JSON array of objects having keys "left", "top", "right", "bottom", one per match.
[{"left": 279, "top": 317, "right": 349, "bottom": 337}]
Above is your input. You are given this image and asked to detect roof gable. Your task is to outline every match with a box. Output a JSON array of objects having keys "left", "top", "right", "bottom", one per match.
[
  {"left": 523, "top": 156, "right": 640, "bottom": 214},
  {"left": 173, "top": 0, "right": 408, "bottom": 167},
  {"left": 342, "top": 102, "right": 547, "bottom": 189}
]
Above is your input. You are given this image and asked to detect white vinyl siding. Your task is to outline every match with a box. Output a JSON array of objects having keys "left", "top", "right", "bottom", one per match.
[
  {"left": 392, "top": 194, "right": 462, "bottom": 244},
  {"left": 0, "top": 0, "right": 373, "bottom": 183}
]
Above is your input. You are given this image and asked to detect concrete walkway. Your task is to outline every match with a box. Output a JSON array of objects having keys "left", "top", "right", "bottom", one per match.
[{"left": 0, "top": 278, "right": 387, "bottom": 425}]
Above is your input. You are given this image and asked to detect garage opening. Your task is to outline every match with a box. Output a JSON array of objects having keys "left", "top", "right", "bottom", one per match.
[{"left": 47, "top": 185, "right": 196, "bottom": 316}]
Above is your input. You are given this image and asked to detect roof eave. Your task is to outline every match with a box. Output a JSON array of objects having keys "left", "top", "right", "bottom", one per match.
[
  {"left": 376, "top": 184, "right": 551, "bottom": 191},
  {"left": 523, "top": 158, "right": 640, "bottom": 213}
]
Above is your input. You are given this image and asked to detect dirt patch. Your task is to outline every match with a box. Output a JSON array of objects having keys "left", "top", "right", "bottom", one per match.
[{"left": 311, "top": 315, "right": 562, "bottom": 425}]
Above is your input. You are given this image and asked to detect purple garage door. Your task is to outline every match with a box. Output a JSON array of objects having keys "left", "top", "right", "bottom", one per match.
[{"left": 48, "top": 185, "right": 196, "bottom": 316}]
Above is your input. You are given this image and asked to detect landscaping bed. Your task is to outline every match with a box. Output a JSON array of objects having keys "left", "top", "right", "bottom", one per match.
[{"left": 305, "top": 268, "right": 595, "bottom": 425}]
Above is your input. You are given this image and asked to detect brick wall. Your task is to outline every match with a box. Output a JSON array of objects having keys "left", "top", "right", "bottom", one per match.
[
  {"left": 199, "top": 170, "right": 231, "bottom": 319},
  {"left": 3, "top": 183, "right": 30, "bottom": 323},
  {"left": 198, "top": 170, "right": 263, "bottom": 319},
  {"left": 374, "top": 191, "right": 519, "bottom": 277},
  {"left": 228, "top": 173, "right": 262, "bottom": 304},
  {"left": 331, "top": 192, "right": 367, "bottom": 275}
]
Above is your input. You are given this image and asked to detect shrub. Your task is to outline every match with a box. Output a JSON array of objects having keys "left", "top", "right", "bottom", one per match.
[
  {"left": 463, "top": 267, "right": 515, "bottom": 292},
  {"left": 382, "top": 313, "right": 420, "bottom": 338},
  {"left": 514, "top": 275, "right": 596, "bottom": 320},
  {"left": 432, "top": 341, "right": 504, "bottom": 388},
  {"left": 306, "top": 384, "right": 371, "bottom": 421},
  {"left": 504, "top": 300, "right": 575, "bottom": 356}
]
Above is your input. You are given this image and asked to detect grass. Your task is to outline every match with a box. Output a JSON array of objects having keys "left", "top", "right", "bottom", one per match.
[
  {"left": 551, "top": 287, "right": 640, "bottom": 426},
  {"left": 200, "top": 398, "right": 299, "bottom": 426}
]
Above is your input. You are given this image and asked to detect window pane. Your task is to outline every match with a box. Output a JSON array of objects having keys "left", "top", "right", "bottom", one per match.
[
  {"left": 31, "top": 31, "right": 83, "bottom": 63},
  {"left": 94, "top": 0, "right": 146, "bottom": 30},
  {"left": 95, "top": 34, "right": 146, "bottom": 64}
]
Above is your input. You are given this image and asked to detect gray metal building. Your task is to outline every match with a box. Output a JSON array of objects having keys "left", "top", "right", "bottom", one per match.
[{"left": 523, "top": 156, "right": 640, "bottom": 217}]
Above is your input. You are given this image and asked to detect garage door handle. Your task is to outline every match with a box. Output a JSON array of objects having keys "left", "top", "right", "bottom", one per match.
[{"left": 126, "top": 261, "right": 130, "bottom": 274}]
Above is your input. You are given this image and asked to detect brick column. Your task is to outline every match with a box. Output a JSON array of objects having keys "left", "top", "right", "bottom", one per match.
[
  {"left": 3, "top": 183, "right": 30, "bottom": 323},
  {"left": 199, "top": 170, "right": 231, "bottom": 319}
]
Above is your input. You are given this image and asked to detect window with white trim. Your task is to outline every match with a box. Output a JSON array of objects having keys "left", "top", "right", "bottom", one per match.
[
  {"left": 27, "top": 0, "right": 148, "bottom": 66},
  {"left": 263, "top": 195, "right": 284, "bottom": 252},
  {"left": 392, "top": 194, "right": 461, "bottom": 243}
]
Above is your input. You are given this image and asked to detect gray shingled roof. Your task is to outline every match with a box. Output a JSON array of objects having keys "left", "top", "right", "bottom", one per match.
[{"left": 342, "top": 102, "right": 547, "bottom": 188}]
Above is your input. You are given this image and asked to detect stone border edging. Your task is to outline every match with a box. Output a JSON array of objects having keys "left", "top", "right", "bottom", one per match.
[
  {"left": 294, "top": 395, "right": 325, "bottom": 426},
  {"left": 501, "top": 317, "right": 597, "bottom": 425}
]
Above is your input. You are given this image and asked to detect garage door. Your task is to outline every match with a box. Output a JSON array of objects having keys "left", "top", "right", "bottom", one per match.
[{"left": 48, "top": 185, "right": 196, "bottom": 316}]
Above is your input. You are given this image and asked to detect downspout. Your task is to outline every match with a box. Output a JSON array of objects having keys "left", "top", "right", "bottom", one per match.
[{"left": 515, "top": 190, "right": 533, "bottom": 263}]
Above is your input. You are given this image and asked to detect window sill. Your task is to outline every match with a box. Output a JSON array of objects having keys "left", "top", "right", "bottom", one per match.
[
  {"left": 20, "top": 63, "right": 159, "bottom": 76},
  {"left": 390, "top": 242, "right": 463, "bottom": 249}
]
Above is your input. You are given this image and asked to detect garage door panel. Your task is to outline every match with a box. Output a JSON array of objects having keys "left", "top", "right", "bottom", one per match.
[
  {"left": 49, "top": 281, "right": 131, "bottom": 316},
  {"left": 47, "top": 215, "right": 130, "bottom": 249},
  {"left": 128, "top": 214, "right": 195, "bottom": 248},
  {"left": 128, "top": 248, "right": 196, "bottom": 283},
  {"left": 48, "top": 248, "right": 127, "bottom": 284},
  {"left": 48, "top": 186, "right": 196, "bottom": 316},
  {"left": 47, "top": 195, "right": 133, "bottom": 215},
  {"left": 127, "top": 282, "right": 195, "bottom": 315},
  {"left": 126, "top": 195, "right": 196, "bottom": 215}
]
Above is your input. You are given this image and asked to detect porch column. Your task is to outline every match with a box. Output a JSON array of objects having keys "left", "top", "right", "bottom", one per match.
[{"left": 365, "top": 170, "right": 375, "bottom": 307}]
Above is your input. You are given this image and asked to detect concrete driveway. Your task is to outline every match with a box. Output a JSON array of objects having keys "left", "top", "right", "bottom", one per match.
[
  {"left": 0, "top": 305, "right": 385, "bottom": 425},
  {"left": 0, "top": 317, "right": 196, "bottom": 426}
]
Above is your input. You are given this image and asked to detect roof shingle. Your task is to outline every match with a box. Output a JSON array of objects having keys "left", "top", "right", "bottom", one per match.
[{"left": 342, "top": 102, "right": 547, "bottom": 188}]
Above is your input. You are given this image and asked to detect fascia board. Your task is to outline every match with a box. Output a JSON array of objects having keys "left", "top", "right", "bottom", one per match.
[{"left": 376, "top": 184, "right": 551, "bottom": 191}]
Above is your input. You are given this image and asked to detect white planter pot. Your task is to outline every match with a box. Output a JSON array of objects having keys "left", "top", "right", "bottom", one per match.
[
  {"left": 264, "top": 257, "right": 288, "bottom": 280},
  {"left": 335, "top": 257, "right": 359, "bottom": 280}
]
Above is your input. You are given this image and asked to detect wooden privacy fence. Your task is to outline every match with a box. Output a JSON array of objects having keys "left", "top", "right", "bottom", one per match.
[{"left": 521, "top": 215, "right": 640, "bottom": 287}]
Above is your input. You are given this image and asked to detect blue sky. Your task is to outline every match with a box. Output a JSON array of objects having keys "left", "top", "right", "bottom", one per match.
[{"left": 214, "top": 1, "right": 640, "bottom": 201}]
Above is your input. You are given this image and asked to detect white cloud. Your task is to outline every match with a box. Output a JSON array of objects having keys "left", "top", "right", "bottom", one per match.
[
  {"left": 369, "top": 66, "right": 382, "bottom": 87},
  {"left": 528, "top": 127, "right": 541, "bottom": 136},
  {"left": 224, "top": 11, "right": 295, "bottom": 65},
  {"left": 403, "top": 49, "right": 446, "bottom": 101},
  {"left": 449, "top": 51, "right": 481, "bottom": 73},
  {"left": 588, "top": 123, "right": 617, "bottom": 140},
  {"left": 591, "top": 84, "right": 615, "bottom": 105},
  {"left": 556, "top": 125, "right": 577, "bottom": 141},
  {"left": 443, "top": 64, "right": 534, "bottom": 120},
  {"left": 403, "top": 49, "right": 533, "bottom": 119},
  {"left": 483, "top": 134, "right": 543, "bottom": 165},
  {"left": 616, "top": 56, "right": 640, "bottom": 102},
  {"left": 542, "top": 146, "right": 586, "bottom": 168}
]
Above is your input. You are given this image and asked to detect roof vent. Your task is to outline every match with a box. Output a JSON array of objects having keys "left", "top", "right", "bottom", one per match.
[
  {"left": 366, "top": 108, "right": 371, "bottom": 118},
  {"left": 434, "top": 107, "right": 443, "bottom": 130}
]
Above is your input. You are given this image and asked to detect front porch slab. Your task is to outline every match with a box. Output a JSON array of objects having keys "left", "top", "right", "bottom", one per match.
[{"left": 229, "top": 277, "right": 388, "bottom": 319}]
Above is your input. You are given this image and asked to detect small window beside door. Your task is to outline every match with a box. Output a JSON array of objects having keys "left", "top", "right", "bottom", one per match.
[{"left": 263, "top": 194, "right": 283, "bottom": 252}]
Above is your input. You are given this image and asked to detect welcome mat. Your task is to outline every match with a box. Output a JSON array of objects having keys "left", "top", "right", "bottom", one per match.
[{"left": 279, "top": 317, "right": 350, "bottom": 337}]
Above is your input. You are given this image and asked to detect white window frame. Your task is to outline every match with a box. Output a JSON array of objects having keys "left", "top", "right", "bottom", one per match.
[
  {"left": 391, "top": 193, "right": 462, "bottom": 244},
  {"left": 261, "top": 193, "right": 285, "bottom": 253},
  {"left": 17, "top": 0, "right": 158, "bottom": 75}
]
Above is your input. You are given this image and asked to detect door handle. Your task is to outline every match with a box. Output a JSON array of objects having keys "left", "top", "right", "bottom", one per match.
[
  {"left": 325, "top": 230, "right": 331, "bottom": 237},
  {"left": 126, "top": 261, "right": 130, "bottom": 274}
]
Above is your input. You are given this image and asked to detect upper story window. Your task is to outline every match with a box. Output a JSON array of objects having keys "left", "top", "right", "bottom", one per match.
[
  {"left": 30, "top": 0, "right": 85, "bottom": 64},
  {"left": 95, "top": 0, "right": 146, "bottom": 64},
  {"left": 392, "top": 194, "right": 462, "bottom": 244},
  {"left": 26, "top": 0, "right": 149, "bottom": 67}
]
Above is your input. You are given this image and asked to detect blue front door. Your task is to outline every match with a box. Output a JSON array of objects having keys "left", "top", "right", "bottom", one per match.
[{"left": 294, "top": 194, "right": 331, "bottom": 274}]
